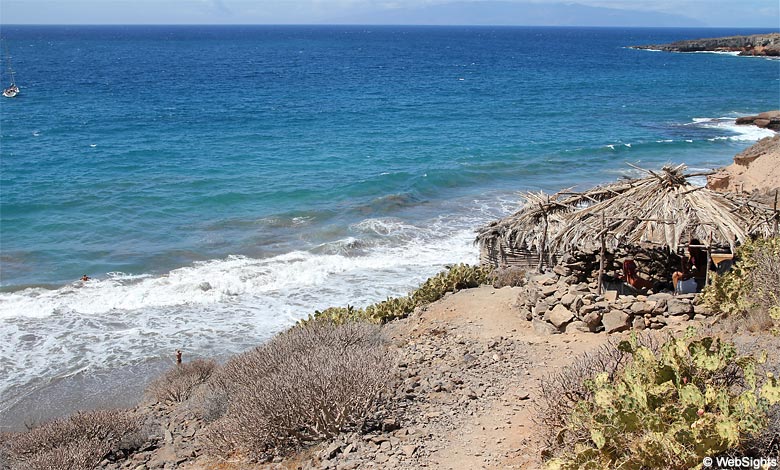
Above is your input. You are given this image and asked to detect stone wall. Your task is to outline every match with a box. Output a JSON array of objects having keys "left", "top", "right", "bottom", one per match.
[
  {"left": 515, "top": 269, "right": 712, "bottom": 335},
  {"left": 557, "top": 246, "right": 680, "bottom": 286}
]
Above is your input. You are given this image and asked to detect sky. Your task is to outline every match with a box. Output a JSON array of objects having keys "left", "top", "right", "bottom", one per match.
[{"left": 0, "top": 0, "right": 778, "bottom": 27}]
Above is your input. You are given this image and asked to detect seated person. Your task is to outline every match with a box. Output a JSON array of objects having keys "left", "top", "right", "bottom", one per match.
[
  {"left": 621, "top": 259, "right": 654, "bottom": 292},
  {"left": 672, "top": 241, "right": 707, "bottom": 294}
]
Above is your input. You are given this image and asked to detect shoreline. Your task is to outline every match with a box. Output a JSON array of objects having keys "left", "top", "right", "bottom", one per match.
[
  {"left": 2, "top": 119, "right": 777, "bottom": 432},
  {"left": 0, "top": 358, "right": 172, "bottom": 432}
]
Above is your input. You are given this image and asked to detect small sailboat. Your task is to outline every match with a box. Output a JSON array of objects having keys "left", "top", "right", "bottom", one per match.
[{"left": 3, "top": 43, "right": 19, "bottom": 98}]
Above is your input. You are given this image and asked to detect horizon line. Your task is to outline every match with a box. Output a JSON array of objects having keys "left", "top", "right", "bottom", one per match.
[{"left": 2, "top": 23, "right": 779, "bottom": 29}]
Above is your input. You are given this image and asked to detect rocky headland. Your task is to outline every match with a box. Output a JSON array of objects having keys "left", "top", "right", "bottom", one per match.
[{"left": 633, "top": 32, "right": 780, "bottom": 56}]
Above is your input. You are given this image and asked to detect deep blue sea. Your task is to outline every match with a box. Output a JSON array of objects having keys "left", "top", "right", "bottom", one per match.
[{"left": 0, "top": 25, "right": 778, "bottom": 422}]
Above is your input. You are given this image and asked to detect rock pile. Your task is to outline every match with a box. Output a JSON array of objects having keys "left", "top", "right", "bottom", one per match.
[
  {"left": 100, "top": 401, "right": 204, "bottom": 470},
  {"left": 515, "top": 270, "right": 713, "bottom": 335}
]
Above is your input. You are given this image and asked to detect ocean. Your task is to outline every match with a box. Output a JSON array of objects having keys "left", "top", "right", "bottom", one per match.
[{"left": 0, "top": 25, "right": 778, "bottom": 425}]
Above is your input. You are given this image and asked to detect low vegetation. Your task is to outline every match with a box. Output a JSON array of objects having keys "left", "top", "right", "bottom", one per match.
[
  {"left": 307, "top": 263, "right": 493, "bottom": 324},
  {"left": 489, "top": 266, "right": 527, "bottom": 288},
  {"left": 146, "top": 358, "right": 217, "bottom": 404},
  {"left": 538, "top": 334, "right": 661, "bottom": 445},
  {"left": 0, "top": 409, "right": 147, "bottom": 470},
  {"left": 702, "top": 236, "right": 780, "bottom": 333},
  {"left": 541, "top": 331, "right": 780, "bottom": 470},
  {"left": 201, "top": 320, "right": 393, "bottom": 462}
]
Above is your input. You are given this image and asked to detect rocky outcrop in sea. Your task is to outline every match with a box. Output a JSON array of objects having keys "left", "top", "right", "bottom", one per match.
[
  {"left": 633, "top": 33, "right": 780, "bottom": 56},
  {"left": 735, "top": 110, "right": 780, "bottom": 131}
]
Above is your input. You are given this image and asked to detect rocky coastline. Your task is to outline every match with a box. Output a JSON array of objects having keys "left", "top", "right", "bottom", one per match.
[
  {"left": 632, "top": 32, "right": 780, "bottom": 56},
  {"left": 3, "top": 120, "right": 779, "bottom": 470}
]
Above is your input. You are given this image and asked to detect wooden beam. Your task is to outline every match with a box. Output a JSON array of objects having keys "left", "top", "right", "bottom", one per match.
[{"left": 598, "top": 211, "right": 606, "bottom": 295}]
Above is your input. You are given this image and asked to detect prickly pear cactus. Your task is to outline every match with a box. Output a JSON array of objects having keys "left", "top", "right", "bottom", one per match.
[{"left": 546, "top": 332, "right": 778, "bottom": 470}]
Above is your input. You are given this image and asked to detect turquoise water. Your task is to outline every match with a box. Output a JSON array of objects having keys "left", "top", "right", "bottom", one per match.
[{"left": 0, "top": 26, "right": 778, "bottom": 417}]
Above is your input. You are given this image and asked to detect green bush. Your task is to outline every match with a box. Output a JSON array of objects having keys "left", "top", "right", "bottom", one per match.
[
  {"left": 701, "top": 237, "right": 780, "bottom": 327},
  {"left": 545, "top": 331, "right": 780, "bottom": 470},
  {"left": 305, "top": 264, "right": 493, "bottom": 324}
]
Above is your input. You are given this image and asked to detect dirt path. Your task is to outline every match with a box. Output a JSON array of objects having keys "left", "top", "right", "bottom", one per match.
[{"left": 381, "top": 285, "right": 611, "bottom": 470}]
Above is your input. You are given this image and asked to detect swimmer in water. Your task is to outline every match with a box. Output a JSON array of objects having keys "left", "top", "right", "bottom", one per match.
[{"left": 81, "top": 274, "right": 91, "bottom": 282}]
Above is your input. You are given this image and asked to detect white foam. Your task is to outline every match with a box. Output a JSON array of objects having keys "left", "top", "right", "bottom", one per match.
[
  {"left": 0, "top": 208, "right": 490, "bottom": 409},
  {"left": 689, "top": 116, "right": 776, "bottom": 142},
  {"left": 691, "top": 50, "right": 741, "bottom": 56}
]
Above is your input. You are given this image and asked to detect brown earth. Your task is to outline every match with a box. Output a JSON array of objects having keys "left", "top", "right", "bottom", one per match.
[
  {"left": 707, "top": 133, "right": 780, "bottom": 199},
  {"left": 120, "top": 286, "right": 715, "bottom": 470}
]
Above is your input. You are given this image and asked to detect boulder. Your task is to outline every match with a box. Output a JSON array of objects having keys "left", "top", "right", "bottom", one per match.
[
  {"left": 553, "top": 265, "right": 571, "bottom": 276},
  {"left": 661, "top": 315, "right": 689, "bottom": 327},
  {"left": 647, "top": 293, "right": 674, "bottom": 302},
  {"left": 632, "top": 316, "right": 647, "bottom": 331},
  {"left": 532, "top": 318, "right": 559, "bottom": 335},
  {"left": 667, "top": 299, "right": 694, "bottom": 317},
  {"left": 519, "top": 307, "right": 533, "bottom": 321},
  {"left": 541, "top": 284, "right": 559, "bottom": 297},
  {"left": 582, "top": 311, "right": 603, "bottom": 329},
  {"left": 579, "top": 303, "right": 600, "bottom": 315},
  {"left": 604, "top": 290, "right": 618, "bottom": 302},
  {"left": 565, "top": 321, "right": 591, "bottom": 334},
  {"left": 568, "top": 283, "right": 590, "bottom": 294},
  {"left": 560, "top": 293, "right": 577, "bottom": 307},
  {"left": 571, "top": 296, "right": 584, "bottom": 313},
  {"left": 754, "top": 118, "right": 771, "bottom": 128},
  {"left": 533, "top": 299, "right": 550, "bottom": 317},
  {"left": 630, "top": 302, "right": 652, "bottom": 315},
  {"left": 603, "top": 310, "right": 631, "bottom": 334},
  {"left": 548, "top": 304, "right": 575, "bottom": 328},
  {"left": 693, "top": 303, "right": 713, "bottom": 316}
]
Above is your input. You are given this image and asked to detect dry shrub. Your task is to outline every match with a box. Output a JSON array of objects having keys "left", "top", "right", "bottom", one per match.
[
  {"left": 745, "top": 238, "right": 780, "bottom": 315},
  {"left": 729, "top": 403, "right": 780, "bottom": 459},
  {"left": 703, "top": 236, "right": 780, "bottom": 329},
  {"left": 146, "top": 358, "right": 217, "bottom": 404},
  {"left": 1, "top": 409, "right": 145, "bottom": 470},
  {"left": 719, "top": 309, "right": 776, "bottom": 334},
  {"left": 538, "top": 332, "right": 668, "bottom": 449},
  {"left": 490, "top": 266, "right": 527, "bottom": 288},
  {"left": 202, "top": 320, "right": 393, "bottom": 462}
]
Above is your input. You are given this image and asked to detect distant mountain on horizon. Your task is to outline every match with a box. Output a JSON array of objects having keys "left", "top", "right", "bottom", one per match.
[{"left": 324, "top": 1, "right": 706, "bottom": 28}]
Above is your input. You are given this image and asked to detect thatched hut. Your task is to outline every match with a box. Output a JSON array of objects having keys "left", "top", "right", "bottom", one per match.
[{"left": 477, "top": 164, "right": 777, "bottom": 274}]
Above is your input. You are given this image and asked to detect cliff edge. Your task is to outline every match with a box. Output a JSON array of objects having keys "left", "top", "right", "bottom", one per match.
[{"left": 707, "top": 133, "right": 780, "bottom": 197}]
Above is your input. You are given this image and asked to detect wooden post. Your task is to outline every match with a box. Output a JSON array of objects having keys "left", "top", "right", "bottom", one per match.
[
  {"left": 774, "top": 190, "right": 778, "bottom": 236},
  {"left": 537, "top": 202, "right": 548, "bottom": 273},
  {"left": 705, "top": 232, "right": 712, "bottom": 288},
  {"left": 598, "top": 212, "right": 606, "bottom": 295}
]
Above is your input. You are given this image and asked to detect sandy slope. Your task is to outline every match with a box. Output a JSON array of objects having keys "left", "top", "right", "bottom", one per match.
[{"left": 708, "top": 134, "right": 780, "bottom": 198}]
